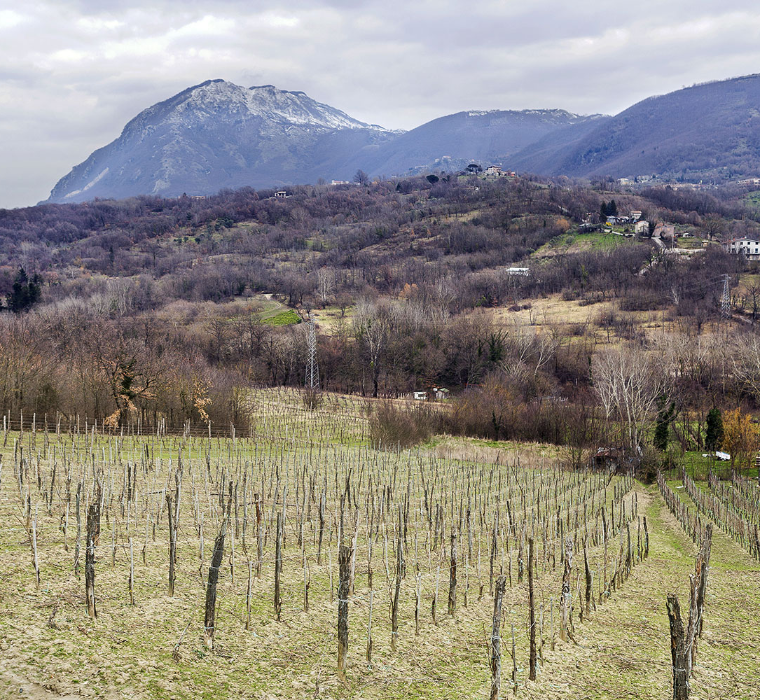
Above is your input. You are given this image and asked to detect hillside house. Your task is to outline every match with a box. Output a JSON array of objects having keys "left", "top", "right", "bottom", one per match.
[
  {"left": 592, "top": 447, "right": 624, "bottom": 471},
  {"left": 274, "top": 191, "right": 288, "bottom": 199},
  {"left": 634, "top": 220, "right": 650, "bottom": 235},
  {"left": 725, "top": 237, "right": 760, "bottom": 260},
  {"left": 485, "top": 166, "right": 502, "bottom": 177},
  {"left": 506, "top": 267, "right": 530, "bottom": 276},
  {"left": 630, "top": 210, "right": 642, "bottom": 221},
  {"left": 412, "top": 387, "right": 449, "bottom": 401}
]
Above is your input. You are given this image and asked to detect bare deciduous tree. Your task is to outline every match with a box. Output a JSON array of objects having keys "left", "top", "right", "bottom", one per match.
[{"left": 593, "top": 346, "right": 667, "bottom": 451}]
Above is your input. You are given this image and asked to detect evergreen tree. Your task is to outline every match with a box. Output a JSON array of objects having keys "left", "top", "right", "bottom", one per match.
[
  {"left": 8, "top": 267, "right": 41, "bottom": 313},
  {"left": 705, "top": 408, "right": 724, "bottom": 451},
  {"left": 600, "top": 201, "right": 608, "bottom": 218},
  {"left": 608, "top": 199, "right": 618, "bottom": 216},
  {"left": 654, "top": 397, "right": 675, "bottom": 451}
]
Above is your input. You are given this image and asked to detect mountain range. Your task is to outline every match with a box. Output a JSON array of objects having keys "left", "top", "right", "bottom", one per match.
[{"left": 45, "top": 74, "right": 760, "bottom": 203}]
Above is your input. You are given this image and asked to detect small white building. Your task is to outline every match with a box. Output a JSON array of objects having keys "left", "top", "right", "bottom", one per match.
[
  {"left": 630, "top": 210, "right": 642, "bottom": 221},
  {"left": 725, "top": 237, "right": 760, "bottom": 259},
  {"left": 506, "top": 267, "right": 530, "bottom": 276}
]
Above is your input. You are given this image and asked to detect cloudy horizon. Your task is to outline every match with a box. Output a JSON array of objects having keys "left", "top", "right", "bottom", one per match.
[{"left": 2, "top": 0, "right": 760, "bottom": 208}]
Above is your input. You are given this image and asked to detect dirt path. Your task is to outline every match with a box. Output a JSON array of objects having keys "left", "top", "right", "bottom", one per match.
[{"left": 520, "top": 483, "right": 760, "bottom": 699}]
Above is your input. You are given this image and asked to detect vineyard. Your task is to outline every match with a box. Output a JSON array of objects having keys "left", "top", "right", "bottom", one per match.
[{"left": 0, "top": 390, "right": 758, "bottom": 699}]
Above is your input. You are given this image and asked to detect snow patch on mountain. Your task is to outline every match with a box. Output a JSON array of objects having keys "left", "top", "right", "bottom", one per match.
[
  {"left": 165, "top": 80, "right": 384, "bottom": 132},
  {"left": 63, "top": 167, "right": 109, "bottom": 199}
]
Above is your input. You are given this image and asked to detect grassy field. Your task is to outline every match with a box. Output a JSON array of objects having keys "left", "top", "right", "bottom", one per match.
[
  {"left": 0, "top": 390, "right": 758, "bottom": 699},
  {"left": 534, "top": 230, "right": 639, "bottom": 258}
]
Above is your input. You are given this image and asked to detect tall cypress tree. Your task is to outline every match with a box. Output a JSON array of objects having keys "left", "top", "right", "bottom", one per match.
[
  {"left": 705, "top": 408, "right": 723, "bottom": 451},
  {"left": 654, "top": 397, "right": 675, "bottom": 451}
]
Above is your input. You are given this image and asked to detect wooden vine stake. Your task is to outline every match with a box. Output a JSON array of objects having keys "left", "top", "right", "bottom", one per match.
[
  {"left": 667, "top": 594, "right": 689, "bottom": 700},
  {"left": 274, "top": 512, "right": 283, "bottom": 622},
  {"left": 204, "top": 520, "right": 227, "bottom": 650},
  {"left": 448, "top": 530, "right": 457, "bottom": 616},
  {"left": 560, "top": 536, "right": 573, "bottom": 641},
  {"left": 337, "top": 544, "right": 351, "bottom": 682},
  {"left": 490, "top": 575, "right": 506, "bottom": 700},
  {"left": 528, "top": 537, "right": 537, "bottom": 681},
  {"left": 129, "top": 537, "right": 135, "bottom": 605},
  {"left": 166, "top": 493, "right": 176, "bottom": 596},
  {"left": 85, "top": 497, "right": 101, "bottom": 619}
]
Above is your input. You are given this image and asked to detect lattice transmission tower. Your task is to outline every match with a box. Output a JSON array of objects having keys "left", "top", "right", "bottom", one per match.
[
  {"left": 305, "top": 314, "right": 320, "bottom": 390},
  {"left": 721, "top": 274, "right": 731, "bottom": 318}
]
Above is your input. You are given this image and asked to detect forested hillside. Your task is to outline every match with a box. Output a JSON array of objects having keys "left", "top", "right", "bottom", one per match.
[{"left": 3, "top": 174, "right": 760, "bottom": 463}]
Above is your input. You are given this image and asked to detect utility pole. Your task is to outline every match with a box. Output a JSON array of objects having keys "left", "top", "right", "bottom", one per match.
[
  {"left": 305, "top": 314, "right": 320, "bottom": 390},
  {"left": 721, "top": 274, "right": 731, "bottom": 318}
]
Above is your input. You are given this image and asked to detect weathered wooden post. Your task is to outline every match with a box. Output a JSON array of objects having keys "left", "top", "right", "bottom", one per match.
[
  {"left": 246, "top": 560, "right": 253, "bottom": 630},
  {"left": 274, "top": 512, "right": 283, "bottom": 622},
  {"left": 448, "top": 530, "right": 457, "bottom": 615},
  {"left": 31, "top": 505, "right": 40, "bottom": 589},
  {"left": 583, "top": 544, "right": 592, "bottom": 621},
  {"left": 667, "top": 594, "right": 689, "bottom": 700},
  {"left": 560, "top": 535, "right": 573, "bottom": 641},
  {"left": 166, "top": 493, "right": 176, "bottom": 596},
  {"left": 490, "top": 575, "right": 506, "bottom": 700},
  {"left": 528, "top": 537, "right": 537, "bottom": 681},
  {"left": 337, "top": 544, "right": 351, "bottom": 681},
  {"left": 85, "top": 499, "right": 101, "bottom": 619},
  {"left": 255, "top": 493, "right": 263, "bottom": 578},
  {"left": 391, "top": 534, "right": 402, "bottom": 650},
  {"left": 74, "top": 483, "right": 82, "bottom": 576},
  {"left": 643, "top": 516, "right": 649, "bottom": 558},
  {"left": 204, "top": 520, "right": 227, "bottom": 650}
]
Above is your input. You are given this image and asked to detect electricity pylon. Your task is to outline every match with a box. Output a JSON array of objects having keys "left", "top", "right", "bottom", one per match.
[
  {"left": 305, "top": 314, "right": 320, "bottom": 390},
  {"left": 721, "top": 274, "right": 730, "bottom": 318}
]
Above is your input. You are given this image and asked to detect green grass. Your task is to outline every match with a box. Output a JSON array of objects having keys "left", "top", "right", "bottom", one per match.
[
  {"left": 536, "top": 230, "right": 639, "bottom": 257},
  {"left": 262, "top": 309, "right": 301, "bottom": 326}
]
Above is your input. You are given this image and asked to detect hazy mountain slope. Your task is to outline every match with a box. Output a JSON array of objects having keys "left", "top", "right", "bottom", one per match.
[
  {"left": 507, "top": 115, "right": 613, "bottom": 174},
  {"left": 363, "top": 109, "right": 604, "bottom": 177},
  {"left": 46, "top": 80, "right": 393, "bottom": 202},
  {"left": 45, "top": 89, "right": 610, "bottom": 202},
  {"left": 46, "top": 73, "right": 760, "bottom": 203},
  {"left": 525, "top": 74, "right": 760, "bottom": 179}
]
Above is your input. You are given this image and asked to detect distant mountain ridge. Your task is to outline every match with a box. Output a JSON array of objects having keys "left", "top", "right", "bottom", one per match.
[
  {"left": 511, "top": 74, "right": 760, "bottom": 180},
  {"left": 360, "top": 108, "right": 607, "bottom": 178},
  {"left": 45, "top": 74, "right": 760, "bottom": 203}
]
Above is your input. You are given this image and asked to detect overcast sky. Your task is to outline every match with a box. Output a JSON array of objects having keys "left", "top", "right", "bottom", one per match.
[{"left": 2, "top": 0, "right": 760, "bottom": 208}]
